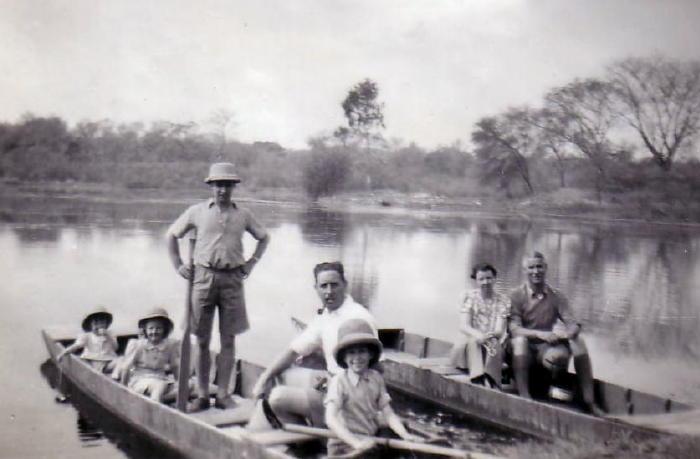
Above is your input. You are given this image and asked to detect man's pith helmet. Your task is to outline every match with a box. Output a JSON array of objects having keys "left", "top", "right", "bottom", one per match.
[{"left": 205, "top": 162, "right": 241, "bottom": 183}]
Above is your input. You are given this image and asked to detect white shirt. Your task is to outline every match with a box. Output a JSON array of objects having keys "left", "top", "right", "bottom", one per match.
[{"left": 290, "top": 296, "right": 376, "bottom": 375}]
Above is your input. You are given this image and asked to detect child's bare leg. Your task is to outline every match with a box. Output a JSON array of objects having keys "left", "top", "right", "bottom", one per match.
[{"left": 150, "top": 380, "right": 169, "bottom": 402}]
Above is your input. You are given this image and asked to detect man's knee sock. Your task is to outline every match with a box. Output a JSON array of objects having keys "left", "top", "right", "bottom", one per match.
[
  {"left": 573, "top": 354, "right": 595, "bottom": 406},
  {"left": 512, "top": 355, "right": 531, "bottom": 399}
]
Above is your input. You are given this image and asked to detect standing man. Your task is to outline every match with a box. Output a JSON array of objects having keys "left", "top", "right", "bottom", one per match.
[
  {"left": 251, "top": 261, "right": 376, "bottom": 426},
  {"left": 509, "top": 251, "right": 604, "bottom": 416},
  {"left": 167, "top": 162, "right": 270, "bottom": 411}
]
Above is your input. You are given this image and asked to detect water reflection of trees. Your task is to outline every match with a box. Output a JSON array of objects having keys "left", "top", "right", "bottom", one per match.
[
  {"left": 345, "top": 227, "right": 378, "bottom": 310},
  {"left": 299, "top": 205, "right": 348, "bottom": 247},
  {"left": 471, "top": 220, "right": 700, "bottom": 359},
  {"left": 12, "top": 225, "right": 61, "bottom": 243},
  {"left": 1, "top": 194, "right": 184, "bottom": 234},
  {"left": 536, "top": 227, "right": 700, "bottom": 359},
  {"left": 612, "top": 241, "right": 699, "bottom": 359},
  {"left": 467, "top": 219, "right": 531, "bottom": 289}
]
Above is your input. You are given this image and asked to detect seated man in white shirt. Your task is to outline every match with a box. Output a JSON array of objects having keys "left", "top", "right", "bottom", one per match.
[{"left": 251, "top": 261, "right": 376, "bottom": 426}]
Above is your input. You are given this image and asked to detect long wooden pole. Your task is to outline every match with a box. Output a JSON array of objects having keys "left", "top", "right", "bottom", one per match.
[
  {"left": 283, "top": 423, "right": 499, "bottom": 459},
  {"left": 176, "top": 237, "right": 195, "bottom": 412}
]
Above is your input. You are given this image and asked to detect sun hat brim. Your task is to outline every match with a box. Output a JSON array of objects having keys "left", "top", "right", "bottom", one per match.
[
  {"left": 333, "top": 334, "right": 383, "bottom": 369},
  {"left": 204, "top": 175, "right": 241, "bottom": 183},
  {"left": 138, "top": 314, "right": 174, "bottom": 337},
  {"left": 204, "top": 163, "right": 241, "bottom": 183},
  {"left": 81, "top": 311, "right": 113, "bottom": 332}
]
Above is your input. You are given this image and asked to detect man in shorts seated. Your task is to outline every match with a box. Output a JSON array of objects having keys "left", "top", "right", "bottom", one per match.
[{"left": 509, "top": 251, "right": 605, "bottom": 416}]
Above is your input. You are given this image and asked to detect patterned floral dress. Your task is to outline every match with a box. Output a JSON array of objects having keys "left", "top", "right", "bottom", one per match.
[{"left": 449, "top": 289, "right": 510, "bottom": 385}]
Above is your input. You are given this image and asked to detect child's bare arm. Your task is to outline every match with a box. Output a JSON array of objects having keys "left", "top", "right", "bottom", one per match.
[
  {"left": 58, "top": 335, "right": 87, "bottom": 361},
  {"left": 105, "top": 331, "right": 119, "bottom": 353},
  {"left": 119, "top": 350, "right": 137, "bottom": 385},
  {"left": 169, "top": 342, "right": 180, "bottom": 380},
  {"left": 381, "top": 404, "right": 423, "bottom": 442},
  {"left": 326, "top": 402, "right": 375, "bottom": 451}
]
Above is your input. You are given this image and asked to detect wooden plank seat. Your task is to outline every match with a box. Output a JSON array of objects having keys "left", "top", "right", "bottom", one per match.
[{"left": 189, "top": 397, "right": 256, "bottom": 426}]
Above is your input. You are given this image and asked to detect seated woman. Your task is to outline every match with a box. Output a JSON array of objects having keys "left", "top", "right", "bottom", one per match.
[{"left": 448, "top": 263, "right": 510, "bottom": 388}]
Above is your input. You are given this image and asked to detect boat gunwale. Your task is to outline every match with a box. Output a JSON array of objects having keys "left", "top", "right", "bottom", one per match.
[
  {"left": 380, "top": 329, "right": 690, "bottom": 444},
  {"left": 42, "top": 328, "right": 291, "bottom": 459}
]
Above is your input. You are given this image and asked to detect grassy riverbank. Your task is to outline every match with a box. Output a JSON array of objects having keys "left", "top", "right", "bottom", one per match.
[{"left": 2, "top": 179, "right": 696, "bottom": 227}]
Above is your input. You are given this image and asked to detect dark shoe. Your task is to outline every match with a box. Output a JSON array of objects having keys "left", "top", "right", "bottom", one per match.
[
  {"left": 188, "top": 396, "right": 211, "bottom": 413},
  {"left": 214, "top": 396, "right": 237, "bottom": 410},
  {"left": 573, "top": 355, "right": 597, "bottom": 407}
]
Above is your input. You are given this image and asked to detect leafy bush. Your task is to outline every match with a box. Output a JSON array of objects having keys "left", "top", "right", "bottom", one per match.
[{"left": 301, "top": 147, "right": 352, "bottom": 199}]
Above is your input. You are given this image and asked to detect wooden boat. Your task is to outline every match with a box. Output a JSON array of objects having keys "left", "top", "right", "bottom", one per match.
[
  {"left": 376, "top": 327, "right": 699, "bottom": 444},
  {"left": 42, "top": 326, "right": 326, "bottom": 459},
  {"left": 43, "top": 326, "right": 477, "bottom": 459},
  {"left": 292, "top": 318, "right": 700, "bottom": 445}
]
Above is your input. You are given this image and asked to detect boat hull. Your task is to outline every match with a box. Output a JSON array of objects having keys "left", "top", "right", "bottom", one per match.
[
  {"left": 379, "top": 329, "right": 693, "bottom": 444},
  {"left": 43, "top": 328, "right": 289, "bottom": 459}
]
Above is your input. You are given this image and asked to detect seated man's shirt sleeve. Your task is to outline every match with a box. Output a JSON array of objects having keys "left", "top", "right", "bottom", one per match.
[
  {"left": 509, "top": 290, "right": 524, "bottom": 330},
  {"left": 290, "top": 319, "right": 322, "bottom": 356},
  {"left": 555, "top": 291, "right": 579, "bottom": 326}
]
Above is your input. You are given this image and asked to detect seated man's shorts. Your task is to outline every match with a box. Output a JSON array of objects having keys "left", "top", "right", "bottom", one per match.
[{"left": 191, "top": 266, "right": 249, "bottom": 342}]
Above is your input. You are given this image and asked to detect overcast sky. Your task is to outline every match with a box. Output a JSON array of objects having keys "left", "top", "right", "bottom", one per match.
[{"left": 2, "top": 0, "right": 699, "bottom": 149}]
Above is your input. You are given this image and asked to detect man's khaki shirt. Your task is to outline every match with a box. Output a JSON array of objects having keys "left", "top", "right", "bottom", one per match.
[{"left": 168, "top": 199, "right": 267, "bottom": 269}]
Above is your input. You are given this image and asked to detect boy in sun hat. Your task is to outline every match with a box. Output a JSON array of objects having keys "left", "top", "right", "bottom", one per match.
[
  {"left": 324, "top": 319, "right": 421, "bottom": 457},
  {"left": 120, "top": 307, "right": 180, "bottom": 403},
  {"left": 167, "top": 162, "right": 270, "bottom": 411},
  {"left": 58, "top": 306, "right": 118, "bottom": 373}
]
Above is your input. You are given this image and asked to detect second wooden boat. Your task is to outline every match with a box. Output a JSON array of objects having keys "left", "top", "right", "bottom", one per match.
[{"left": 292, "top": 317, "right": 698, "bottom": 445}]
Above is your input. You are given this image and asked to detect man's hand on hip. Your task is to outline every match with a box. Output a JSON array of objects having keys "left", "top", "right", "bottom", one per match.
[{"left": 177, "top": 264, "right": 193, "bottom": 280}]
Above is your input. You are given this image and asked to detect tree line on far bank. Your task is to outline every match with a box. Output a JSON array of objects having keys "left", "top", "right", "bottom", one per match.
[{"left": 1, "top": 55, "right": 699, "bottom": 220}]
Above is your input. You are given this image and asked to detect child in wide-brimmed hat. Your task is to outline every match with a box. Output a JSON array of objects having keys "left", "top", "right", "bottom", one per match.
[
  {"left": 324, "top": 319, "right": 421, "bottom": 457},
  {"left": 58, "top": 306, "right": 118, "bottom": 373},
  {"left": 120, "top": 307, "right": 180, "bottom": 403}
]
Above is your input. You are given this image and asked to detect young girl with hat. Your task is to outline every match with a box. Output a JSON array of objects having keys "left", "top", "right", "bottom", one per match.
[
  {"left": 58, "top": 306, "right": 118, "bottom": 373},
  {"left": 324, "top": 319, "right": 421, "bottom": 457},
  {"left": 120, "top": 307, "right": 180, "bottom": 403}
]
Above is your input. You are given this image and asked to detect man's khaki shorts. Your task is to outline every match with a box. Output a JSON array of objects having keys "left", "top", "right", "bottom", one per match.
[{"left": 191, "top": 266, "right": 249, "bottom": 343}]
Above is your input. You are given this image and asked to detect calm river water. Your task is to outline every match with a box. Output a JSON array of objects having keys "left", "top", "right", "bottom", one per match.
[{"left": 1, "top": 191, "right": 699, "bottom": 458}]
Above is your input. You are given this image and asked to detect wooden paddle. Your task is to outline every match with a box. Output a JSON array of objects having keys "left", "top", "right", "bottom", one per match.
[
  {"left": 282, "top": 423, "right": 498, "bottom": 459},
  {"left": 54, "top": 362, "right": 69, "bottom": 403},
  {"left": 176, "top": 237, "right": 196, "bottom": 412}
]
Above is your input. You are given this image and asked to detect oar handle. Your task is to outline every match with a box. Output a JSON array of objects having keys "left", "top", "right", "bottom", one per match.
[
  {"left": 176, "top": 237, "right": 196, "bottom": 412},
  {"left": 282, "top": 423, "right": 481, "bottom": 459}
]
